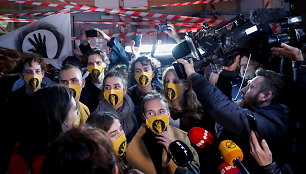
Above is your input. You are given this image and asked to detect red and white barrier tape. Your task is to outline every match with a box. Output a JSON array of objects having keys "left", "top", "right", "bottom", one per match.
[
  {"left": 0, "top": 9, "right": 91, "bottom": 17},
  {"left": 72, "top": 21, "right": 203, "bottom": 27},
  {"left": 122, "top": 0, "right": 235, "bottom": 10},
  {"left": 57, "top": 0, "right": 80, "bottom": 6},
  {"left": 0, "top": 17, "right": 36, "bottom": 22},
  {"left": 0, "top": 10, "right": 91, "bottom": 16},
  {"left": 0, "top": 16, "right": 201, "bottom": 27},
  {"left": 5, "top": 0, "right": 226, "bottom": 26}
]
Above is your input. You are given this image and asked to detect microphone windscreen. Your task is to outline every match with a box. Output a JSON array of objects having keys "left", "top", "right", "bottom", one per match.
[
  {"left": 249, "top": 8, "right": 287, "bottom": 33},
  {"left": 188, "top": 127, "right": 215, "bottom": 148},
  {"left": 169, "top": 140, "right": 194, "bottom": 166},
  {"left": 218, "top": 162, "right": 242, "bottom": 174},
  {"left": 218, "top": 140, "right": 244, "bottom": 166},
  {"left": 172, "top": 40, "right": 191, "bottom": 59}
]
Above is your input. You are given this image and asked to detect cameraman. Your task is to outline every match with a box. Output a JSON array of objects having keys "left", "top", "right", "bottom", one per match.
[{"left": 177, "top": 56, "right": 293, "bottom": 173}]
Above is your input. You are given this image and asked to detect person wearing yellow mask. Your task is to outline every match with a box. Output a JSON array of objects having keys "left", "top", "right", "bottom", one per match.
[
  {"left": 80, "top": 49, "right": 108, "bottom": 112},
  {"left": 93, "top": 70, "right": 138, "bottom": 143},
  {"left": 59, "top": 65, "right": 90, "bottom": 127},
  {"left": 162, "top": 66, "right": 216, "bottom": 133},
  {"left": 162, "top": 66, "right": 218, "bottom": 174},
  {"left": 128, "top": 56, "right": 162, "bottom": 127},
  {"left": 5, "top": 57, "right": 47, "bottom": 171},
  {"left": 126, "top": 92, "right": 199, "bottom": 174}
]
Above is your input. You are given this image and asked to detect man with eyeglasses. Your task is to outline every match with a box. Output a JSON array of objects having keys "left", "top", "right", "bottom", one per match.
[{"left": 125, "top": 92, "right": 199, "bottom": 174}]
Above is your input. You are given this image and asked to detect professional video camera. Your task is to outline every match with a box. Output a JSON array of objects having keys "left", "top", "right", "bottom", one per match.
[{"left": 172, "top": 8, "right": 305, "bottom": 79}]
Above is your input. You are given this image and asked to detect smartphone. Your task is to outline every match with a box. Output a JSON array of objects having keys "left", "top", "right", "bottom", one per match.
[
  {"left": 247, "top": 114, "right": 262, "bottom": 142},
  {"left": 85, "top": 30, "right": 98, "bottom": 37},
  {"left": 133, "top": 34, "right": 143, "bottom": 47},
  {"left": 157, "top": 23, "right": 170, "bottom": 31}
]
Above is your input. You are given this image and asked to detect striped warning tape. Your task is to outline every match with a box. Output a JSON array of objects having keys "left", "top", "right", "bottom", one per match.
[{"left": 5, "top": 0, "right": 226, "bottom": 26}]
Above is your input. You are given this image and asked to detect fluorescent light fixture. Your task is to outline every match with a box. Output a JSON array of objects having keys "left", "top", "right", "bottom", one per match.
[
  {"left": 125, "top": 44, "right": 177, "bottom": 57},
  {"left": 125, "top": 45, "right": 153, "bottom": 53}
]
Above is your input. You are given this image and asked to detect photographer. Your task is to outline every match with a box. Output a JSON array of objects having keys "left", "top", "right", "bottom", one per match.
[{"left": 177, "top": 57, "right": 293, "bottom": 173}]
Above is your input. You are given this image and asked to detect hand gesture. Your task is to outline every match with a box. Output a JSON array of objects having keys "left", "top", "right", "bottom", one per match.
[
  {"left": 156, "top": 130, "right": 173, "bottom": 151},
  {"left": 164, "top": 24, "right": 181, "bottom": 44},
  {"left": 177, "top": 58, "right": 196, "bottom": 79},
  {"left": 249, "top": 131, "right": 272, "bottom": 166},
  {"left": 28, "top": 33, "right": 48, "bottom": 58},
  {"left": 94, "top": 28, "right": 111, "bottom": 41}
]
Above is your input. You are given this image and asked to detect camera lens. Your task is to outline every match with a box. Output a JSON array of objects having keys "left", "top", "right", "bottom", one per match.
[{"left": 267, "top": 33, "right": 290, "bottom": 47}]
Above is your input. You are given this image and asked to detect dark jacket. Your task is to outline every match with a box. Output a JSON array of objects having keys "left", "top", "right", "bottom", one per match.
[
  {"left": 127, "top": 84, "right": 162, "bottom": 127},
  {"left": 190, "top": 73, "right": 291, "bottom": 173},
  {"left": 80, "top": 75, "right": 102, "bottom": 112},
  {"left": 93, "top": 94, "right": 138, "bottom": 143}
]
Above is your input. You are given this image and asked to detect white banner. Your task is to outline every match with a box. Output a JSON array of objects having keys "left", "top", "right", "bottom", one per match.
[{"left": 0, "top": 13, "right": 72, "bottom": 69}]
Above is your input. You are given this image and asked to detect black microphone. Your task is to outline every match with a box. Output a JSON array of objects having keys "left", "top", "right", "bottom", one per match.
[
  {"left": 168, "top": 140, "right": 199, "bottom": 174},
  {"left": 249, "top": 8, "right": 288, "bottom": 33}
]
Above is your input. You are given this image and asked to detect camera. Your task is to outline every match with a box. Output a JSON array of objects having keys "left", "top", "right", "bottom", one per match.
[
  {"left": 171, "top": 8, "right": 305, "bottom": 79},
  {"left": 157, "top": 23, "right": 170, "bottom": 31}
]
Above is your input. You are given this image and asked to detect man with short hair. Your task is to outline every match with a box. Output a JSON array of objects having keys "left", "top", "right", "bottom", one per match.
[
  {"left": 128, "top": 56, "right": 162, "bottom": 126},
  {"left": 59, "top": 65, "right": 90, "bottom": 126},
  {"left": 80, "top": 49, "right": 107, "bottom": 112},
  {"left": 126, "top": 92, "right": 199, "bottom": 174},
  {"left": 178, "top": 58, "right": 291, "bottom": 173}
]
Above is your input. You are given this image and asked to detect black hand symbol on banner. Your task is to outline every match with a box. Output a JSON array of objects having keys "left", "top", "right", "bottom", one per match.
[{"left": 28, "top": 33, "right": 48, "bottom": 58}]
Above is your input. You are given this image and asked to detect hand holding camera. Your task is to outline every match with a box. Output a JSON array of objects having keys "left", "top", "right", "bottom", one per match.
[{"left": 176, "top": 58, "right": 196, "bottom": 79}]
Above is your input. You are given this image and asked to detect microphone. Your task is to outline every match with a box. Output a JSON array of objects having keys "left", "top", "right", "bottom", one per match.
[
  {"left": 218, "top": 162, "right": 242, "bottom": 174},
  {"left": 249, "top": 8, "right": 288, "bottom": 33},
  {"left": 168, "top": 140, "right": 199, "bottom": 174},
  {"left": 188, "top": 127, "right": 215, "bottom": 149},
  {"left": 218, "top": 140, "right": 249, "bottom": 174}
]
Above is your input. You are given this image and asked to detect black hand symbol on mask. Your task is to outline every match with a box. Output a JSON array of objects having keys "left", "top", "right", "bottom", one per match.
[
  {"left": 152, "top": 120, "right": 165, "bottom": 133},
  {"left": 167, "top": 88, "right": 176, "bottom": 100},
  {"left": 29, "top": 78, "right": 39, "bottom": 89},
  {"left": 118, "top": 140, "right": 127, "bottom": 156},
  {"left": 91, "top": 69, "right": 100, "bottom": 78},
  {"left": 139, "top": 75, "right": 149, "bottom": 86},
  {"left": 109, "top": 94, "right": 119, "bottom": 106}
]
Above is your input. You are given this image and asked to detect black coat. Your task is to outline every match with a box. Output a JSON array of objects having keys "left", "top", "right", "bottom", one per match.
[
  {"left": 80, "top": 75, "right": 102, "bottom": 112},
  {"left": 190, "top": 73, "right": 291, "bottom": 173}
]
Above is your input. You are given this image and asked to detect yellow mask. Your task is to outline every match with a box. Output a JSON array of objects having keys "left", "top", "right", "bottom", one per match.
[
  {"left": 165, "top": 83, "right": 182, "bottom": 100},
  {"left": 103, "top": 90, "right": 125, "bottom": 107},
  {"left": 146, "top": 115, "right": 170, "bottom": 134},
  {"left": 66, "top": 84, "right": 82, "bottom": 100},
  {"left": 24, "top": 75, "right": 43, "bottom": 89},
  {"left": 135, "top": 72, "right": 152, "bottom": 87},
  {"left": 87, "top": 65, "right": 104, "bottom": 78},
  {"left": 112, "top": 134, "right": 127, "bottom": 156}
]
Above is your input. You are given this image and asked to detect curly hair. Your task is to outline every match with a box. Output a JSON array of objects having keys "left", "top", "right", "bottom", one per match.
[
  {"left": 17, "top": 55, "right": 47, "bottom": 73},
  {"left": 129, "top": 55, "right": 161, "bottom": 76}
]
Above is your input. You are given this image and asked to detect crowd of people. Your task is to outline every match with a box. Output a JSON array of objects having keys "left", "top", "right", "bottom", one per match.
[{"left": 0, "top": 8, "right": 306, "bottom": 174}]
